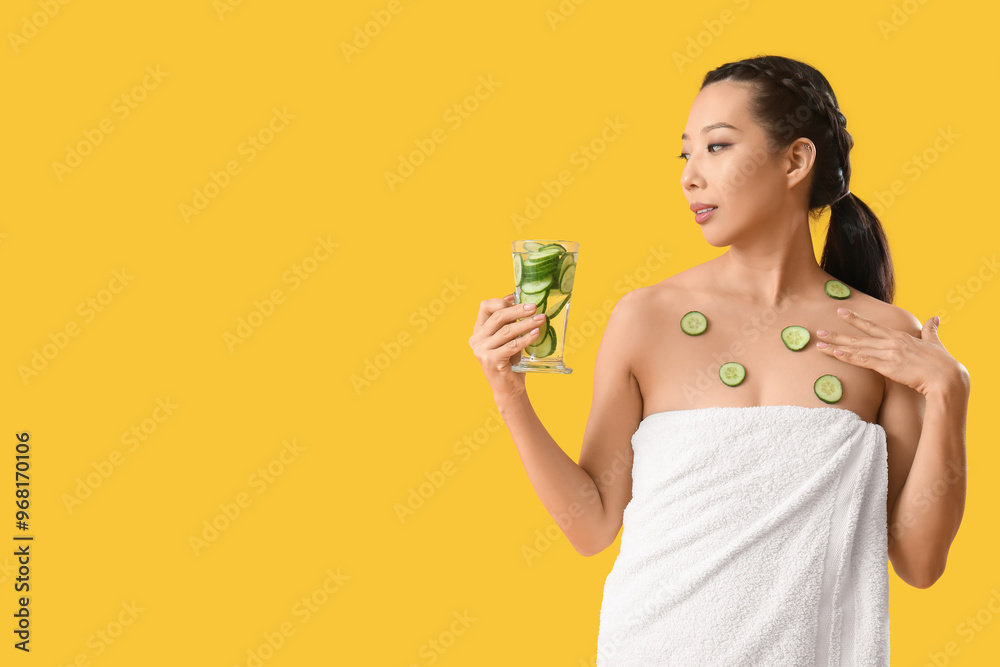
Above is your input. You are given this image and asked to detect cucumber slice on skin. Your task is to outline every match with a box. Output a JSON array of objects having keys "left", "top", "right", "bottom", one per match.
[
  {"left": 559, "top": 264, "right": 576, "bottom": 292},
  {"left": 680, "top": 310, "right": 708, "bottom": 335},
  {"left": 781, "top": 325, "right": 811, "bottom": 351},
  {"left": 814, "top": 374, "right": 843, "bottom": 403},
  {"left": 719, "top": 361, "right": 746, "bottom": 386},
  {"left": 525, "top": 324, "right": 556, "bottom": 358},
  {"left": 825, "top": 279, "right": 851, "bottom": 299}
]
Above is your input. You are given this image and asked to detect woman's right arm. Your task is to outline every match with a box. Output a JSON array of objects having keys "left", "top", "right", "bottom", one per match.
[{"left": 468, "top": 291, "right": 643, "bottom": 556}]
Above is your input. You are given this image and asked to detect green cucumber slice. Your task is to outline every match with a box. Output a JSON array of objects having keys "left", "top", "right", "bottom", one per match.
[
  {"left": 538, "top": 243, "right": 567, "bottom": 253},
  {"left": 559, "top": 264, "right": 576, "bottom": 292},
  {"left": 519, "top": 289, "right": 549, "bottom": 308},
  {"left": 513, "top": 254, "right": 523, "bottom": 285},
  {"left": 719, "top": 361, "right": 745, "bottom": 386},
  {"left": 814, "top": 374, "right": 843, "bottom": 403},
  {"left": 825, "top": 279, "right": 851, "bottom": 299},
  {"left": 780, "top": 325, "right": 810, "bottom": 351},
  {"left": 521, "top": 276, "right": 553, "bottom": 293},
  {"left": 545, "top": 293, "right": 569, "bottom": 320},
  {"left": 523, "top": 241, "right": 544, "bottom": 252},
  {"left": 521, "top": 259, "right": 559, "bottom": 283},
  {"left": 525, "top": 324, "right": 556, "bottom": 358},
  {"left": 680, "top": 310, "right": 707, "bottom": 335}
]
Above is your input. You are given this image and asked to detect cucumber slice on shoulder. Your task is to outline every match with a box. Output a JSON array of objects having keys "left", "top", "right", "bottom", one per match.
[
  {"left": 780, "top": 325, "right": 810, "bottom": 351},
  {"left": 719, "top": 361, "right": 746, "bottom": 386},
  {"left": 814, "top": 374, "right": 843, "bottom": 403},
  {"left": 825, "top": 279, "right": 851, "bottom": 299},
  {"left": 680, "top": 310, "right": 708, "bottom": 335}
]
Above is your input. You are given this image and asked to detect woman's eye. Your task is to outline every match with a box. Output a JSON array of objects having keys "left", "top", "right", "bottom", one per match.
[{"left": 676, "top": 144, "right": 729, "bottom": 161}]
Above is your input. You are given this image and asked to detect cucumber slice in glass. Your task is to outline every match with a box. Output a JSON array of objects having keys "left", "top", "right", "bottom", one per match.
[
  {"left": 538, "top": 243, "right": 567, "bottom": 253},
  {"left": 523, "top": 241, "right": 544, "bottom": 252},
  {"left": 680, "top": 310, "right": 707, "bottom": 335},
  {"left": 521, "top": 276, "right": 553, "bottom": 293},
  {"left": 781, "top": 325, "right": 810, "bottom": 351},
  {"left": 825, "top": 279, "right": 851, "bottom": 299},
  {"left": 559, "top": 264, "right": 576, "bottom": 292},
  {"left": 520, "top": 289, "right": 548, "bottom": 308},
  {"left": 525, "top": 324, "right": 556, "bottom": 358},
  {"left": 545, "top": 293, "right": 569, "bottom": 320},
  {"left": 814, "top": 374, "right": 843, "bottom": 403},
  {"left": 719, "top": 361, "right": 746, "bottom": 386},
  {"left": 513, "top": 254, "right": 523, "bottom": 285}
]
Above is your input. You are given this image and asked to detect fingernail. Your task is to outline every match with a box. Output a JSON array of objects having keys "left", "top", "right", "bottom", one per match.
[
  {"left": 817, "top": 341, "right": 829, "bottom": 348},
  {"left": 816, "top": 329, "right": 829, "bottom": 337},
  {"left": 533, "top": 313, "right": 545, "bottom": 321},
  {"left": 837, "top": 308, "right": 849, "bottom": 316},
  {"left": 524, "top": 303, "right": 535, "bottom": 310}
]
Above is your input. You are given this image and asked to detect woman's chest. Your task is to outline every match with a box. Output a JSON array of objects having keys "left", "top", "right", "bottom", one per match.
[{"left": 632, "top": 298, "right": 884, "bottom": 422}]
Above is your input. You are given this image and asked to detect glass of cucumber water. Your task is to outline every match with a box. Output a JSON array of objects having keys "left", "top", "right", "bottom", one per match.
[{"left": 511, "top": 239, "right": 578, "bottom": 374}]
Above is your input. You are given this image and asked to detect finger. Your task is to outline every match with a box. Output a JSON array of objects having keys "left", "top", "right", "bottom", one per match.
[
  {"left": 815, "top": 338, "right": 894, "bottom": 372},
  {"left": 474, "top": 294, "right": 516, "bottom": 331},
  {"left": 492, "top": 323, "right": 544, "bottom": 369},
  {"left": 834, "top": 307, "right": 899, "bottom": 339}
]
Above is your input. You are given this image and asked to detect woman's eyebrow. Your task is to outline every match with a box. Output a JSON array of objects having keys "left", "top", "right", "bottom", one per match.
[{"left": 680, "top": 122, "right": 741, "bottom": 140}]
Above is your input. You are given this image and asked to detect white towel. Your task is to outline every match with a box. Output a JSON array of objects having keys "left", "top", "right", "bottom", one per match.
[{"left": 596, "top": 405, "right": 889, "bottom": 666}]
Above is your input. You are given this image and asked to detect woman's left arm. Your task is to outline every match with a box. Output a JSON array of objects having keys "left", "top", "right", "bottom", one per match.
[{"left": 816, "top": 307, "right": 971, "bottom": 589}]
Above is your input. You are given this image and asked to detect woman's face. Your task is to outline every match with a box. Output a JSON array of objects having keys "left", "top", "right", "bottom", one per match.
[{"left": 679, "top": 80, "right": 809, "bottom": 246}]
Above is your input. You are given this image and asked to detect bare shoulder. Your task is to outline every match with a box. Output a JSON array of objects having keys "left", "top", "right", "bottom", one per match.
[{"left": 841, "top": 288, "right": 924, "bottom": 339}]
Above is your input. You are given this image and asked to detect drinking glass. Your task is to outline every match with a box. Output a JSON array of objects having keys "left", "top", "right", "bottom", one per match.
[{"left": 511, "top": 239, "right": 578, "bottom": 374}]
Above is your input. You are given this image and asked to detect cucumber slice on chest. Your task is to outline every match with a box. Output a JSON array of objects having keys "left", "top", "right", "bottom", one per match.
[
  {"left": 814, "top": 374, "right": 843, "bottom": 403},
  {"left": 780, "top": 325, "right": 810, "bottom": 351},
  {"left": 719, "top": 361, "right": 746, "bottom": 386},
  {"left": 680, "top": 310, "right": 708, "bottom": 335}
]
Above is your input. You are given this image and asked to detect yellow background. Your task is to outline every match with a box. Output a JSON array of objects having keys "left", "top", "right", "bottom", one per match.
[{"left": 2, "top": 0, "right": 996, "bottom": 665}]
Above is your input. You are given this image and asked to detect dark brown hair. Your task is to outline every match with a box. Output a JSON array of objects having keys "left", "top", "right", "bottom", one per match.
[{"left": 702, "top": 55, "right": 895, "bottom": 303}]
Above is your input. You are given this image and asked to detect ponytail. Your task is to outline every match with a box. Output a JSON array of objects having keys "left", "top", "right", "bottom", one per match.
[{"left": 822, "top": 193, "right": 895, "bottom": 303}]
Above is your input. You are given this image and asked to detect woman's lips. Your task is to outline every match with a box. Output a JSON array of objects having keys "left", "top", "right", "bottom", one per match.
[{"left": 695, "top": 207, "right": 717, "bottom": 224}]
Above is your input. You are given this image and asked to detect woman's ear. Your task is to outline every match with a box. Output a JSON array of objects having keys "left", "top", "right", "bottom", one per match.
[{"left": 785, "top": 139, "right": 815, "bottom": 189}]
